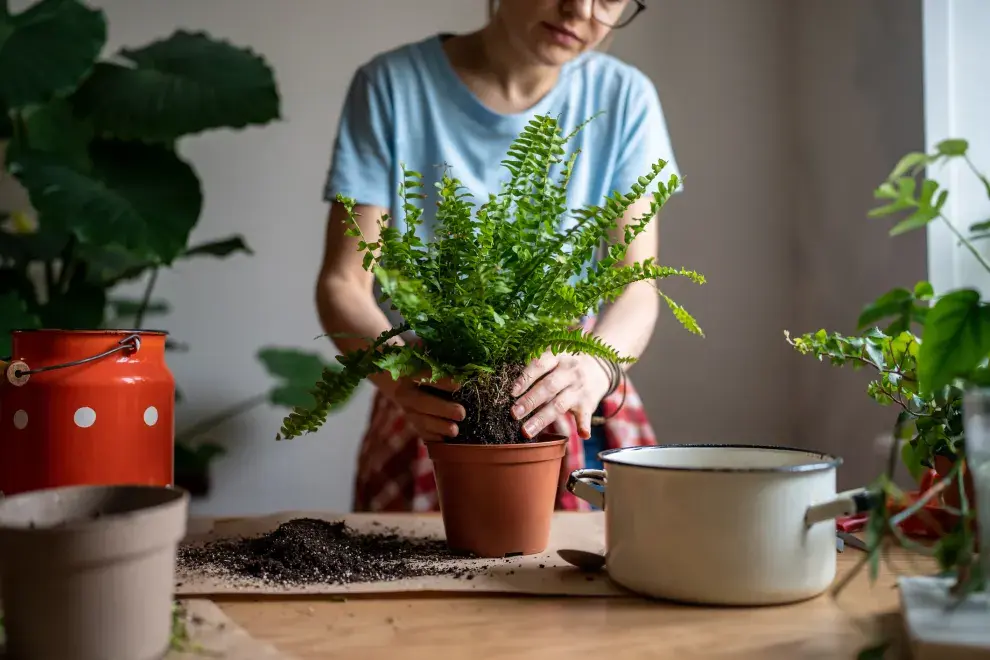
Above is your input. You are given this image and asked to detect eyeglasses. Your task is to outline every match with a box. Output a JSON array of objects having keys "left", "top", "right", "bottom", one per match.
[{"left": 592, "top": 0, "right": 646, "bottom": 29}]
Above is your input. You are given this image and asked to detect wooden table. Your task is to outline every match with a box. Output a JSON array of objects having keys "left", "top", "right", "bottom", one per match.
[{"left": 210, "top": 517, "right": 919, "bottom": 660}]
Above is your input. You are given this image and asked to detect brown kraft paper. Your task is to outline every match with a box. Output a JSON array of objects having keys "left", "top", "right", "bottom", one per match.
[{"left": 175, "top": 511, "right": 627, "bottom": 598}]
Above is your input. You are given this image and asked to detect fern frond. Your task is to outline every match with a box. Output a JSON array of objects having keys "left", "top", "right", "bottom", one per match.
[
  {"left": 525, "top": 328, "right": 633, "bottom": 365},
  {"left": 660, "top": 292, "right": 704, "bottom": 337},
  {"left": 276, "top": 324, "right": 409, "bottom": 440},
  {"left": 567, "top": 261, "right": 705, "bottom": 313},
  {"left": 278, "top": 112, "right": 705, "bottom": 444}
]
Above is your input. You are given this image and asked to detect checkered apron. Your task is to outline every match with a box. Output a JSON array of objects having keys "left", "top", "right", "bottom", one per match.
[{"left": 351, "top": 363, "right": 655, "bottom": 512}]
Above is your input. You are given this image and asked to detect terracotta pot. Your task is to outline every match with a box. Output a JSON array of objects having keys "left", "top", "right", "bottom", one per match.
[
  {"left": 0, "top": 329, "right": 175, "bottom": 496},
  {"left": 426, "top": 435, "right": 567, "bottom": 558},
  {"left": 934, "top": 454, "right": 976, "bottom": 511},
  {"left": 0, "top": 484, "right": 189, "bottom": 660}
]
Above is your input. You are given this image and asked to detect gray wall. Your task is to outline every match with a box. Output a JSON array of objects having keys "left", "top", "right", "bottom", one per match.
[{"left": 787, "top": 0, "right": 927, "bottom": 489}]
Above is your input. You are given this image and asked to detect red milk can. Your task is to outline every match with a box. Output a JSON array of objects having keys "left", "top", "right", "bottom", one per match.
[{"left": 0, "top": 330, "right": 174, "bottom": 496}]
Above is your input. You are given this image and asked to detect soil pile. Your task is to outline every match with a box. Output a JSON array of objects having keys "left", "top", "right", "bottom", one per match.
[{"left": 177, "top": 518, "right": 481, "bottom": 586}]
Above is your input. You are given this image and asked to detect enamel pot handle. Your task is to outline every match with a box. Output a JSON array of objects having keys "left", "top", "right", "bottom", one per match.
[
  {"left": 566, "top": 469, "right": 606, "bottom": 510},
  {"left": 804, "top": 488, "right": 878, "bottom": 528}
]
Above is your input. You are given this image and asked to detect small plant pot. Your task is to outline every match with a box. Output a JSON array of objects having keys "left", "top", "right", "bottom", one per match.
[
  {"left": 426, "top": 435, "right": 567, "bottom": 558},
  {"left": 0, "top": 484, "right": 189, "bottom": 660}
]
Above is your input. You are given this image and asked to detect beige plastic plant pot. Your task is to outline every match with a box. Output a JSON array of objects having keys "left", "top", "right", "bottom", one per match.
[{"left": 0, "top": 484, "right": 189, "bottom": 660}]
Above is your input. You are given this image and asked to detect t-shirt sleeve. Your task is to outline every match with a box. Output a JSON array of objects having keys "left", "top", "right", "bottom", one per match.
[
  {"left": 611, "top": 72, "right": 683, "bottom": 197},
  {"left": 323, "top": 67, "right": 394, "bottom": 209}
]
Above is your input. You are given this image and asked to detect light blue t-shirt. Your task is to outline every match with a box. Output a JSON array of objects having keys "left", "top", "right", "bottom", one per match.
[{"left": 324, "top": 33, "right": 682, "bottom": 240}]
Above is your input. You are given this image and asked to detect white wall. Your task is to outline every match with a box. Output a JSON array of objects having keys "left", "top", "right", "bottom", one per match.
[
  {"left": 923, "top": 0, "right": 990, "bottom": 297},
  {"left": 11, "top": 0, "right": 924, "bottom": 514}
]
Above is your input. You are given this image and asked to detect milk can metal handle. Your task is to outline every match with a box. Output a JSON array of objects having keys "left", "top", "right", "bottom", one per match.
[{"left": 1, "top": 334, "right": 142, "bottom": 388}]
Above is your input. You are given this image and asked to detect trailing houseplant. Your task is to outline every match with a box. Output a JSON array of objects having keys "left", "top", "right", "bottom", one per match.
[
  {"left": 0, "top": 0, "right": 352, "bottom": 494},
  {"left": 785, "top": 138, "right": 989, "bottom": 654},
  {"left": 275, "top": 114, "right": 705, "bottom": 555}
]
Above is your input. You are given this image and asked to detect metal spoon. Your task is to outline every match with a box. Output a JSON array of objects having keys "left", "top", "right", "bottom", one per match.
[{"left": 557, "top": 548, "right": 606, "bottom": 572}]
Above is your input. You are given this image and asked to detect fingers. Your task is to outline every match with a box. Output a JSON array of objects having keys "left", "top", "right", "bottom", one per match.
[
  {"left": 406, "top": 411, "right": 459, "bottom": 442},
  {"left": 512, "top": 367, "right": 566, "bottom": 422},
  {"left": 521, "top": 384, "right": 582, "bottom": 439},
  {"left": 397, "top": 382, "right": 465, "bottom": 421},
  {"left": 574, "top": 404, "right": 593, "bottom": 440},
  {"left": 512, "top": 351, "right": 558, "bottom": 397},
  {"left": 395, "top": 377, "right": 464, "bottom": 442}
]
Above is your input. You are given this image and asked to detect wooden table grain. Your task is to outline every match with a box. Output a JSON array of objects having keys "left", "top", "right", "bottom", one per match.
[{"left": 214, "top": 517, "right": 918, "bottom": 660}]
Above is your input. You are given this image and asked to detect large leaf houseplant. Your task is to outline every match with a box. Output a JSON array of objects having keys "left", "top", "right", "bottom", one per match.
[
  {"left": 786, "top": 138, "right": 990, "bottom": 628},
  {"left": 275, "top": 114, "right": 706, "bottom": 556},
  {"left": 0, "top": 0, "right": 348, "bottom": 493}
]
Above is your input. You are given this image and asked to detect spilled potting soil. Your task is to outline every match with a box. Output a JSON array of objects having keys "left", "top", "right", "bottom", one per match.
[{"left": 177, "top": 518, "right": 486, "bottom": 587}]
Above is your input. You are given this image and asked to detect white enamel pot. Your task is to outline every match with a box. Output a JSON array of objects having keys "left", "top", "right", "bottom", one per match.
[{"left": 565, "top": 444, "right": 874, "bottom": 606}]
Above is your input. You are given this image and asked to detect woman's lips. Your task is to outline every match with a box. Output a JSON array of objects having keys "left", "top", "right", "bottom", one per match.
[{"left": 541, "top": 22, "right": 583, "bottom": 47}]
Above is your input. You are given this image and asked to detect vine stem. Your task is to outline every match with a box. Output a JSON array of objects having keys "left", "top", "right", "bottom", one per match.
[{"left": 941, "top": 213, "right": 990, "bottom": 275}]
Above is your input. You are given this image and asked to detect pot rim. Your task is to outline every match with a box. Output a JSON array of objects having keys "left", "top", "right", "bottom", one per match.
[
  {"left": 598, "top": 443, "right": 843, "bottom": 474},
  {"left": 0, "top": 484, "right": 189, "bottom": 534},
  {"left": 434, "top": 433, "right": 567, "bottom": 449},
  {"left": 10, "top": 328, "right": 169, "bottom": 336}
]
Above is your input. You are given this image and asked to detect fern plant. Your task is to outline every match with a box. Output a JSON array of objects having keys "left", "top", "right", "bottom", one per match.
[{"left": 276, "top": 114, "right": 706, "bottom": 444}]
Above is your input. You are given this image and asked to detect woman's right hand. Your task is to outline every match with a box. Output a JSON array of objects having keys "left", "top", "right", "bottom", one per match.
[{"left": 372, "top": 373, "right": 465, "bottom": 442}]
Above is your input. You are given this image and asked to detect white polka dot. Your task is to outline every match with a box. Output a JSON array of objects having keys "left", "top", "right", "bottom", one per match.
[
  {"left": 143, "top": 406, "right": 159, "bottom": 427},
  {"left": 12, "top": 410, "right": 27, "bottom": 430},
  {"left": 74, "top": 407, "right": 96, "bottom": 428}
]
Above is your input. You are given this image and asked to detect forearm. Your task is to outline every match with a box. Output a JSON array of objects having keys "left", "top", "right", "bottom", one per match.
[
  {"left": 590, "top": 280, "right": 659, "bottom": 368},
  {"left": 316, "top": 276, "right": 403, "bottom": 355}
]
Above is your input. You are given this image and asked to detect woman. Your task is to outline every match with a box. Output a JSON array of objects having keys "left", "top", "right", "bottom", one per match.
[{"left": 318, "top": 0, "right": 681, "bottom": 512}]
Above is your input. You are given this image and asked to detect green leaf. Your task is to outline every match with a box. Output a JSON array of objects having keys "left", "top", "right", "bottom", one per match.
[
  {"left": 918, "top": 289, "right": 990, "bottom": 394},
  {"left": 913, "top": 281, "right": 934, "bottom": 299},
  {"left": 9, "top": 139, "right": 204, "bottom": 263},
  {"left": 936, "top": 138, "right": 968, "bottom": 157},
  {"left": 257, "top": 346, "right": 342, "bottom": 409},
  {"left": 969, "top": 219, "right": 990, "bottom": 233},
  {"left": 0, "top": 224, "right": 70, "bottom": 263},
  {"left": 890, "top": 207, "right": 939, "bottom": 236},
  {"left": 900, "top": 440, "right": 926, "bottom": 482},
  {"left": 71, "top": 30, "right": 281, "bottom": 142},
  {"left": 174, "top": 440, "right": 225, "bottom": 471},
  {"left": 660, "top": 292, "right": 704, "bottom": 337},
  {"left": 888, "top": 151, "right": 930, "bottom": 180},
  {"left": 268, "top": 385, "right": 320, "bottom": 409},
  {"left": 258, "top": 346, "right": 331, "bottom": 382},
  {"left": 37, "top": 263, "right": 106, "bottom": 329},
  {"left": 14, "top": 97, "right": 93, "bottom": 171},
  {"left": 0, "top": 0, "right": 106, "bottom": 108},
  {"left": 75, "top": 243, "right": 153, "bottom": 286},
  {"left": 181, "top": 235, "right": 253, "bottom": 259},
  {"left": 0, "top": 290, "right": 41, "bottom": 355},
  {"left": 858, "top": 288, "right": 912, "bottom": 329}
]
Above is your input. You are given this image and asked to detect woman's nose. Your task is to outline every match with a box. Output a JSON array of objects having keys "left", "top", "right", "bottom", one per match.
[{"left": 561, "top": 0, "right": 595, "bottom": 20}]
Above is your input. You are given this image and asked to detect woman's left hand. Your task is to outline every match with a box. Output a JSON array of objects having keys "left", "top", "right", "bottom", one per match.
[{"left": 510, "top": 351, "right": 611, "bottom": 440}]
